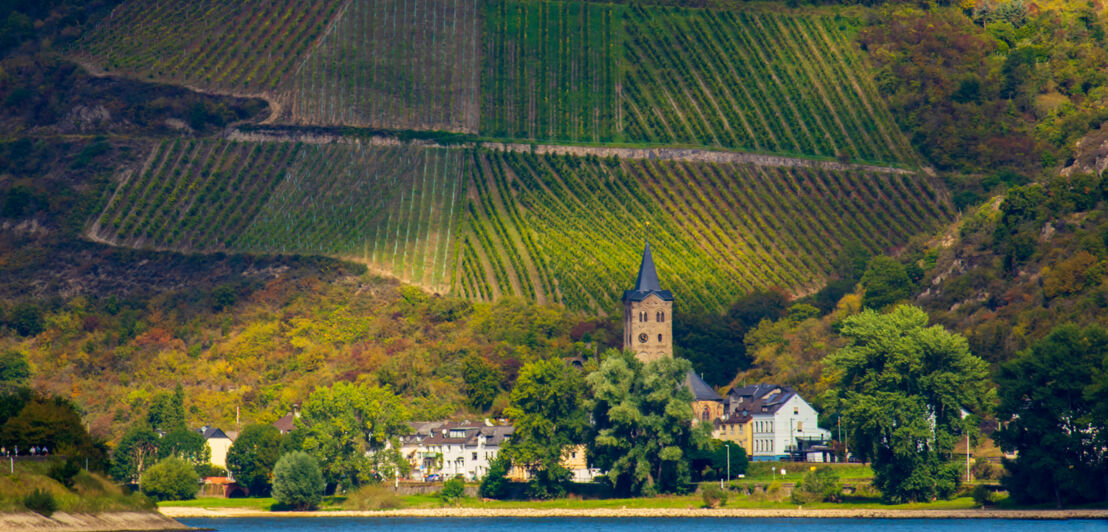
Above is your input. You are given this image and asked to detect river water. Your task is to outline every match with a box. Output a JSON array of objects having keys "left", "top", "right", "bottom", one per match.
[{"left": 180, "top": 517, "right": 1108, "bottom": 532}]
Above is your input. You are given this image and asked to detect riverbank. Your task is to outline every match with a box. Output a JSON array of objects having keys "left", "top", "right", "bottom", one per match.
[
  {"left": 159, "top": 506, "right": 1108, "bottom": 520},
  {"left": 0, "top": 510, "right": 190, "bottom": 531}
]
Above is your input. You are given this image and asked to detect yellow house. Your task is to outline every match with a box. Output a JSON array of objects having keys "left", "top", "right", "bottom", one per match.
[
  {"left": 713, "top": 412, "right": 753, "bottom": 455},
  {"left": 200, "top": 427, "right": 234, "bottom": 470}
]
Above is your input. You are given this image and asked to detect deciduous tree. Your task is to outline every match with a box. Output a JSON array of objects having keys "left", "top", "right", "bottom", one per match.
[
  {"left": 227, "top": 424, "right": 285, "bottom": 495},
  {"left": 826, "top": 305, "right": 989, "bottom": 503}
]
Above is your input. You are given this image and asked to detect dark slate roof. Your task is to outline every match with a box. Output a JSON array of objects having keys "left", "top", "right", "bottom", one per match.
[
  {"left": 686, "top": 371, "right": 723, "bottom": 402},
  {"left": 623, "top": 241, "right": 675, "bottom": 302},
  {"left": 199, "top": 427, "right": 229, "bottom": 440},
  {"left": 727, "top": 384, "right": 796, "bottom": 415}
]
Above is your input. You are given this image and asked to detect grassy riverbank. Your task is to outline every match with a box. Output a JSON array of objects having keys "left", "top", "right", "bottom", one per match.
[{"left": 0, "top": 459, "right": 153, "bottom": 514}]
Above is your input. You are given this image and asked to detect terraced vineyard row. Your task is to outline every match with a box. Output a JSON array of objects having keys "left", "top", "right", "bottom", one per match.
[
  {"left": 76, "top": 0, "right": 344, "bottom": 92},
  {"left": 95, "top": 140, "right": 465, "bottom": 292},
  {"left": 617, "top": 6, "right": 917, "bottom": 163},
  {"left": 286, "top": 0, "right": 481, "bottom": 132},
  {"left": 479, "top": 0, "right": 620, "bottom": 142},
  {"left": 459, "top": 150, "right": 949, "bottom": 312}
]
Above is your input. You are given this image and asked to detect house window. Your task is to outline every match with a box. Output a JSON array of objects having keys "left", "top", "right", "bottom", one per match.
[
  {"left": 472, "top": 452, "right": 478, "bottom": 460},
  {"left": 658, "top": 334, "right": 663, "bottom": 342},
  {"left": 702, "top": 407, "right": 710, "bottom": 421},
  {"left": 794, "top": 407, "right": 799, "bottom": 415},
  {"left": 660, "top": 311, "right": 665, "bottom": 322},
  {"left": 572, "top": 452, "right": 577, "bottom": 459},
  {"left": 797, "top": 421, "right": 803, "bottom": 432}
]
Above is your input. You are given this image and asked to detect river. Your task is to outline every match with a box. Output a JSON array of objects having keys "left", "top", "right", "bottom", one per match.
[{"left": 179, "top": 517, "right": 1108, "bottom": 531}]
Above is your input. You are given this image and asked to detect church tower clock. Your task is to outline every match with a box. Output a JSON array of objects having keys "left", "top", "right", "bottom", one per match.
[{"left": 623, "top": 242, "right": 674, "bottom": 363}]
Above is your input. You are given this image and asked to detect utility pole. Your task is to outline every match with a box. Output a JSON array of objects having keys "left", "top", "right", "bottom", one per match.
[{"left": 966, "top": 433, "right": 971, "bottom": 483}]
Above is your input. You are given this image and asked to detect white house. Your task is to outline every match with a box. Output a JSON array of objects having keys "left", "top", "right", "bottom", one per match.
[
  {"left": 398, "top": 421, "right": 513, "bottom": 480},
  {"left": 726, "top": 384, "right": 831, "bottom": 461}
]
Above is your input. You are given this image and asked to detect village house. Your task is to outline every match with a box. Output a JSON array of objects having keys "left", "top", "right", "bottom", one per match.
[
  {"left": 398, "top": 421, "right": 514, "bottom": 481},
  {"left": 726, "top": 384, "right": 831, "bottom": 461}
]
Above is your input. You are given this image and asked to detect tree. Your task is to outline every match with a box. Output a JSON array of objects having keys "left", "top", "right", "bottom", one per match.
[
  {"left": 272, "top": 451, "right": 325, "bottom": 511},
  {"left": 994, "top": 324, "right": 1108, "bottom": 506},
  {"left": 146, "top": 385, "right": 186, "bottom": 433},
  {"left": 8, "top": 303, "right": 43, "bottom": 337},
  {"left": 0, "top": 350, "right": 30, "bottom": 387},
  {"left": 158, "top": 428, "right": 209, "bottom": 468},
  {"left": 502, "top": 358, "right": 588, "bottom": 498},
  {"left": 689, "top": 440, "right": 748, "bottom": 482},
  {"left": 585, "top": 350, "right": 711, "bottom": 496},
  {"left": 140, "top": 457, "right": 200, "bottom": 501},
  {"left": 478, "top": 456, "right": 511, "bottom": 499},
  {"left": 226, "top": 424, "right": 285, "bottom": 495},
  {"left": 0, "top": 395, "right": 103, "bottom": 461},
  {"left": 110, "top": 424, "right": 160, "bottom": 483},
  {"left": 461, "top": 354, "right": 501, "bottom": 412},
  {"left": 860, "top": 256, "right": 911, "bottom": 309},
  {"left": 826, "top": 305, "right": 989, "bottom": 503},
  {"left": 298, "top": 382, "right": 410, "bottom": 489},
  {"left": 791, "top": 466, "right": 842, "bottom": 504}
]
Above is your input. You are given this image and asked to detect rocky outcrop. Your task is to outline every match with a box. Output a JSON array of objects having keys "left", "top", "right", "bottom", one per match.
[
  {"left": 0, "top": 511, "right": 190, "bottom": 531},
  {"left": 1062, "top": 126, "right": 1108, "bottom": 177}
]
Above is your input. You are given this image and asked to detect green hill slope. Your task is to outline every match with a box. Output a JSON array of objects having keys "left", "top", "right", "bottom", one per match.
[
  {"left": 90, "top": 139, "right": 951, "bottom": 312},
  {"left": 73, "top": 0, "right": 917, "bottom": 165}
]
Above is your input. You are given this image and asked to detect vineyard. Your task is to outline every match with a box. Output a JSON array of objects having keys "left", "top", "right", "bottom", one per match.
[
  {"left": 75, "top": 0, "right": 344, "bottom": 93},
  {"left": 94, "top": 140, "right": 466, "bottom": 292},
  {"left": 285, "top": 0, "right": 481, "bottom": 132},
  {"left": 460, "top": 150, "right": 949, "bottom": 312},
  {"left": 94, "top": 141, "right": 950, "bottom": 312},
  {"left": 617, "top": 7, "right": 917, "bottom": 163},
  {"left": 479, "top": 0, "right": 620, "bottom": 143}
]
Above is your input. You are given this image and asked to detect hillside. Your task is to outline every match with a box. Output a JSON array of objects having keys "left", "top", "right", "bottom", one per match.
[
  {"left": 72, "top": 0, "right": 917, "bottom": 165},
  {"left": 86, "top": 137, "right": 950, "bottom": 313}
]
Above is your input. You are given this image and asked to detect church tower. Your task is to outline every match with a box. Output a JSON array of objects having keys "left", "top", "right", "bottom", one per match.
[{"left": 623, "top": 242, "right": 674, "bottom": 363}]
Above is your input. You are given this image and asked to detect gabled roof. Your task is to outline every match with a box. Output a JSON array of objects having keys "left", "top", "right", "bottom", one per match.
[
  {"left": 273, "top": 413, "right": 296, "bottom": 433},
  {"left": 623, "top": 242, "right": 674, "bottom": 302},
  {"left": 199, "top": 426, "right": 230, "bottom": 440},
  {"left": 727, "top": 384, "right": 797, "bottom": 415},
  {"left": 686, "top": 371, "right": 723, "bottom": 402}
]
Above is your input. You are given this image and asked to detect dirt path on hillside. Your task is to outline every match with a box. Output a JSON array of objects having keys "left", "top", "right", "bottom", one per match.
[{"left": 226, "top": 127, "right": 916, "bottom": 175}]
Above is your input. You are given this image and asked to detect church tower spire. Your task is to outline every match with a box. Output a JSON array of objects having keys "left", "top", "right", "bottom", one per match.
[{"left": 623, "top": 242, "right": 674, "bottom": 362}]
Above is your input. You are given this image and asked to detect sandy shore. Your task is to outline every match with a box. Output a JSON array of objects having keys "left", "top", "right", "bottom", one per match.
[
  {"left": 0, "top": 510, "right": 190, "bottom": 531},
  {"left": 159, "top": 506, "right": 1108, "bottom": 520}
]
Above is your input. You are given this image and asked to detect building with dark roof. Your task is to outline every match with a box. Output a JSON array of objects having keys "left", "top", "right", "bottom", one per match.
[
  {"left": 725, "top": 384, "right": 831, "bottom": 460},
  {"left": 622, "top": 242, "right": 674, "bottom": 362}
]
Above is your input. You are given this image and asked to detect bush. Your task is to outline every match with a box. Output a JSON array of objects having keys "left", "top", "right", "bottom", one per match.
[
  {"left": 972, "top": 484, "right": 1005, "bottom": 507},
  {"left": 790, "top": 466, "right": 841, "bottom": 504},
  {"left": 48, "top": 458, "right": 82, "bottom": 489},
  {"left": 24, "top": 488, "right": 57, "bottom": 516},
  {"left": 140, "top": 457, "right": 200, "bottom": 501},
  {"left": 972, "top": 458, "right": 999, "bottom": 481},
  {"left": 438, "top": 475, "right": 466, "bottom": 502},
  {"left": 478, "top": 456, "right": 510, "bottom": 499},
  {"left": 700, "top": 483, "right": 728, "bottom": 508},
  {"left": 272, "top": 451, "right": 324, "bottom": 511},
  {"left": 342, "top": 484, "right": 404, "bottom": 510}
]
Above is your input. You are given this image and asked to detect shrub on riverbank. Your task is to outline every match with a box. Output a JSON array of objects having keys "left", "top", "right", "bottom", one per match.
[
  {"left": 139, "top": 457, "right": 200, "bottom": 501},
  {"left": 342, "top": 485, "right": 404, "bottom": 510},
  {"left": 272, "top": 452, "right": 324, "bottom": 511}
]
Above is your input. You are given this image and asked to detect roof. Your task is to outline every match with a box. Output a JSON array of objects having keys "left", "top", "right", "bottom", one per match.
[
  {"left": 623, "top": 242, "right": 674, "bottom": 302},
  {"left": 727, "top": 384, "right": 797, "bottom": 415},
  {"left": 410, "top": 421, "right": 514, "bottom": 448},
  {"left": 273, "top": 413, "right": 296, "bottom": 433},
  {"left": 686, "top": 371, "right": 723, "bottom": 402},
  {"left": 199, "top": 426, "right": 230, "bottom": 440}
]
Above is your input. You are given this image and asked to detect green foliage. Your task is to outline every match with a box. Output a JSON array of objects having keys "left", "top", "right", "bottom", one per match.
[
  {"left": 477, "top": 456, "right": 511, "bottom": 500},
  {"left": 110, "top": 425, "right": 159, "bottom": 484},
  {"left": 226, "top": 424, "right": 285, "bottom": 496},
  {"left": 689, "top": 440, "right": 748, "bottom": 482},
  {"left": 461, "top": 354, "right": 502, "bottom": 412},
  {"left": 503, "top": 358, "right": 588, "bottom": 499},
  {"left": 827, "top": 305, "right": 989, "bottom": 503},
  {"left": 8, "top": 302, "right": 43, "bottom": 337},
  {"left": 272, "top": 451, "right": 325, "bottom": 511},
  {"left": 48, "top": 458, "right": 82, "bottom": 489},
  {"left": 995, "top": 324, "right": 1108, "bottom": 506},
  {"left": 972, "top": 484, "right": 1004, "bottom": 507},
  {"left": 700, "top": 483, "right": 728, "bottom": 508},
  {"left": 860, "top": 256, "right": 911, "bottom": 309},
  {"left": 790, "top": 466, "right": 842, "bottom": 504},
  {"left": 298, "top": 381, "right": 410, "bottom": 489},
  {"left": 0, "top": 350, "right": 31, "bottom": 386},
  {"left": 158, "top": 429, "right": 209, "bottom": 466},
  {"left": 146, "top": 386, "right": 186, "bottom": 433},
  {"left": 585, "top": 350, "right": 710, "bottom": 496},
  {"left": 23, "top": 488, "right": 57, "bottom": 517},
  {"left": 139, "top": 457, "right": 200, "bottom": 501},
  {"left": 0, "top": 394, "right": 106, "bottom": 466},
  {"left": 438, "top": 476, "right": 467, "bottom": 502}
]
